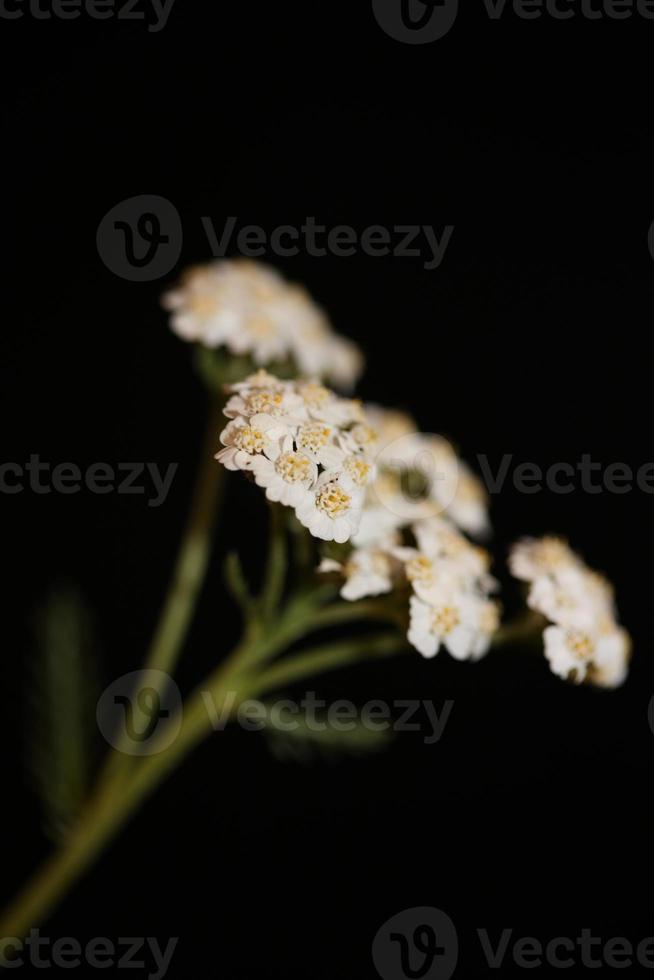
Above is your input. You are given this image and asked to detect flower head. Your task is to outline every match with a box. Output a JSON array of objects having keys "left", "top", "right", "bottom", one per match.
[
  {"left": 163, "top": 259, "right": 363, "bottom": 388},
  {"left": 295, "top": 473, "right": 364, "bottom": 544},
  {"left": 215, "top": 413, "right": 291, "bottom": 471},
  {"left": 216, "top": 370, "right": 376, "bottom": 543},
  {"left": 315, "top": 404, "right": 496, "bottom": 662},
  {"left": 319, "top": 541, "right": 398, "bottom": 601},
  {"left": 398, "top": 517, "right": 499, "bottom": 660},
  {"left": 408, "top": 591, "right": 499, "bottom": 661},
  {"left": 509, "top": 537, "right": 630, "bottom": 688}
]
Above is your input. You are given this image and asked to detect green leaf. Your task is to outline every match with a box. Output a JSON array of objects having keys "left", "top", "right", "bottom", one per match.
[{"left": 27, "top": 586, "right": 100, "bottom": 843}]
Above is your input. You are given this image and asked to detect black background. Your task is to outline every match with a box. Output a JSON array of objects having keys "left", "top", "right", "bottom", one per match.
[{"left": 2, "top": 1, "right": 654, "bottom": 977}]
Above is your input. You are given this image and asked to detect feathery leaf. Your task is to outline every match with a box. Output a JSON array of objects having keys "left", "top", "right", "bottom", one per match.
[{"left": 27, "top": 585, "right": 100, "bottom": 843}]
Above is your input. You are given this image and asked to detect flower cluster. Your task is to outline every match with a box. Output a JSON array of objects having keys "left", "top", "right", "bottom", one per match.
[
  {"left": 197, "top": 260, "right": 631, "bottom": 684},
  {"left": 163, "top": 259, "right": 363, "bottom": 388},
  {"left": 509, "top": 537, "right": 630, "bottom": 688},
  {"left": 215, "top": 371, "right": 378, "bottom": 543},
  {"left": 320, "top": 406, "right": 499, "bottom": 661}
]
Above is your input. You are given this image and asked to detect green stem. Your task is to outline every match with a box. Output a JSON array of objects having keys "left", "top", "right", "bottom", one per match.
[
  {"left": 306, "top": 598, "right": 406, "bottom": 631},
  {"left": 493, "top": 608, "right": 546, "bottom": 648},
  {"left": 0, "top": 617, "right": 406, "bottom": 945},
  {"left": 257, "top": 632, "right": 406, "bottom": 691},
  {"left": 0, "top": 647, "right": 251, "bottom": 946},
  {"left": 100, "top": 394, "right": 225, "bottom": 780},
  {"left": 260, "top": 504, "right": 287, "bottom": 622},
  {"left": 223, "top": 551, "right": 254, "bottom": 615},
  {"left": 144, "top": 393, "right": 226, "bottom": 678}
]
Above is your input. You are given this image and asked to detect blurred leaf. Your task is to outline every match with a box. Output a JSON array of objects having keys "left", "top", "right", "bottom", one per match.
[
  {"left": 264, "top": 705, "right": 392, "bottom": 764},
  {"left": 27, "top": 586, "right": 100, "bottom": 843}
]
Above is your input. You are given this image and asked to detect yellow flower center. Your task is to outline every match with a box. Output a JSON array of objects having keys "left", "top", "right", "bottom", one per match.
[
  {"left": 344, "top": 456, "right": 371, "bottom": 486},
  {"left": 566, "top": 630, "right": 595, "bottom": 660},
  {"left": 299, "top": 382, "right": 332, "bottom": 408},
  {"left": 316, "top": 483, "right": 351, "bottom": 518},
  {"left": 234, "top": 427, "right": 265, "bottom": 454},
  {"left": 432, "top": 605, "right": 460, "bottom": 637},
  {"left": 437, "top": 528, "right": 467, "bottom": 558},
  {"left": 275, "top": 452, "right": 312, "bottom": 484},
  {"left": 350, "top": 423, "right": 379, "bottom": 448},
  {"left": 406, "top": 555, "right": 434, "bottom": 584},
  {"left": 245, "top": 389, "right": 284, "bottom": 415},
  {"left": 343, "top": 399, "right": 366, "bottom": 422},
  {"left": 297, "top": 424, "right": 333, "bottom": 454}
]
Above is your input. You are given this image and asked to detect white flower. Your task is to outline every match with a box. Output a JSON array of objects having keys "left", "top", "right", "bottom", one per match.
[
  {"left": 441, "top": 463, "right": 490, "bottom": 538},
  {"left": 351, "top": 500, "right": 408, "bottom": 549},
  {"left": 295, "top": 381, "right": 338, "bottom": 416},
  {"left": 391, "top": 513, "right": 499, "bottom": 659},
  {"left": 411, "top": 438, "right": 489, "bottom": 538},
  {"left": 227, "top": 369, "right": 284, "bottom": 393},
  {"left": 340, "top": 454, "right": 376, "bottom": 490},
  {"left": 392, "top": 516, "right": 495, "bottom": 601},
  {"left": 294, "top": 473, "right": 363, "bottom": 543},
  {"left": 355, "top": 471, "right": 435, "bottom": 547},
  {"left": 318, "top": 451, "right": 376, "bottom": 495},
  {"left": 321, "top": 335, "right": 364, "bottom": 390},
  {"left": 319, "top": 545, "right": 396, "bottom": 601},
  {"left": 163, "top": 259, "right": 364, "bottom": 387},
  {"left": 509, "top": 536, "right": 580, "bottom": 583},
  {"left": 413, "top": 517, "right": 492, "bottom": 584},
  {"left": 226, "top": 311, "right": 290, "bottom": 365},
  {"left": 509, "top": 536, "right": 630, "bottom": 688},
  {"left": 526, "top": 565, "right": 614, "bottom": 632},
  {"left": 295, "top": 422, "right": 345, "bottom": 469},
  {"left": 162, "top": 262, "right": 235, "bottom": 346},
  {"left": 543, "top": 624, "right": 630, "bottom": 688},
  {"left": 341, "top": 421, "right": 380, "bottom": 455},
  {"left": 216, "top": 372, "right": 383, "bottom": 544},
  {"left": 250, "top": 450, "right": 318, "bottom": 507},
  {"left": 367, "top": 427, "right": 490, "bottom": 540},
  {"left": 408, "top": 591, "right": 499, "bottom": 661},
  {"left": 214, "top": 414, "right": 289, "bottom": 471},
  {"left": 224, "top": 379, "right": 304, "bottom": 421},
  {"left": 365, "top": 405, "right": 418, "bottom": 456},
  {"left": 587, "top": 625, "right": 631, "bottom": 688},
  {"left": 317, "top": 433, "right": 499, "bottom": 660},
  {"left": 297, "top": 382, "right": 365, "bottom": 427}
]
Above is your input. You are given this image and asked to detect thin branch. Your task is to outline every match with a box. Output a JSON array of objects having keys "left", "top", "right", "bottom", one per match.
[
  {"left": 260, "top": 503, "right": 287, "bottom": 622},
  {"left": 256, "top": 632, "right": 407, "bottom": 693},
  {"left": 223, "top": 551, "right": 254, "bottom": 614}
]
